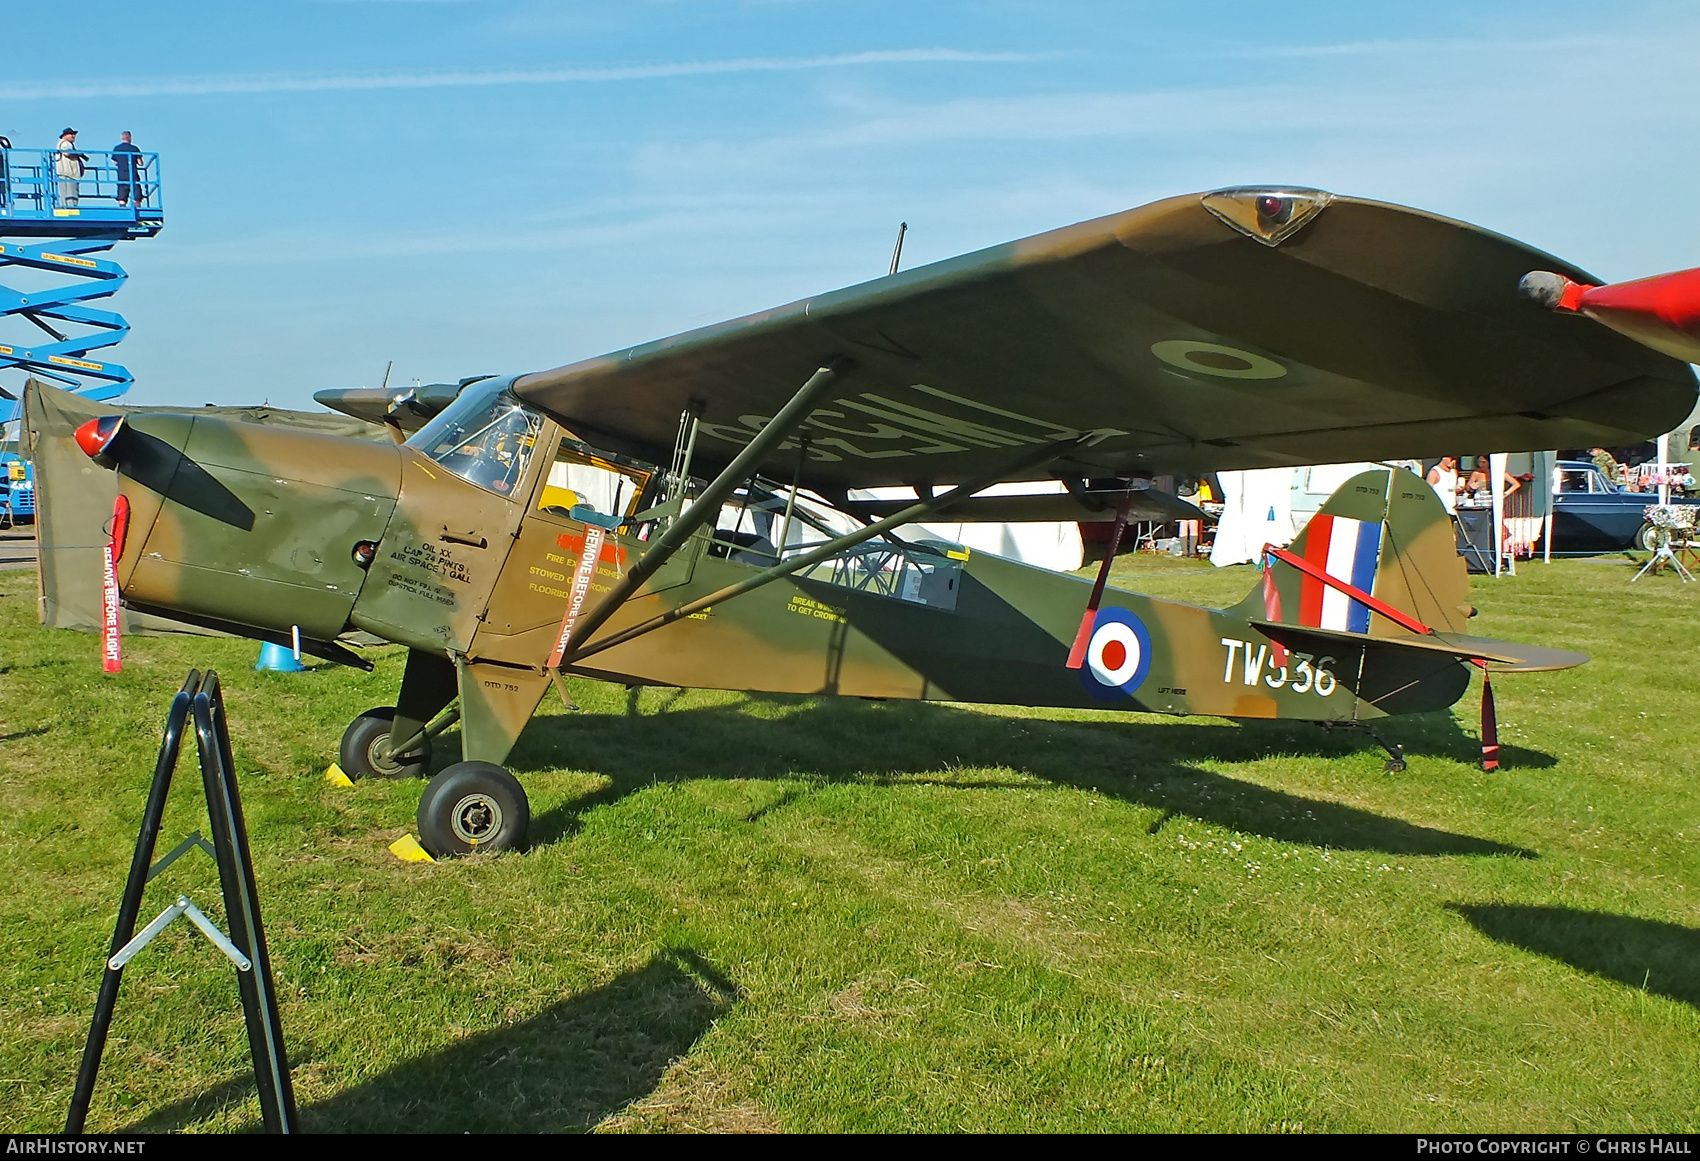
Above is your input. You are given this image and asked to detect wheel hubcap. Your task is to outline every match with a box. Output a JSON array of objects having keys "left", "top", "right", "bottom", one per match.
[
  {"left": 367, "top": 732, "right": 412, "bottom": 776},
  {"left": 450, "top": 792, "right": 503, "bottom": 846}
]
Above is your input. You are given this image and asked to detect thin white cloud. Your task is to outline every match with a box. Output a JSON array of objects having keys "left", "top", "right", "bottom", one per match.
[
  {"left": 137, "top": 196, "right": 829, "bottom": 268},
  {"left": 625, "top": 85, "right": 1444, "bottom": 186},
  {"left": 0, "top": 49, "right": 1052, "bottom": 101},
  {"left": 1205, "top": 36, "right": 1488, "bottom": 59},
  {"left": 626, "top": 23, "right": 1700, "bottom": 184},
  {"left": 1203, "top": 30, "right": 1688, "bottom": 60}
]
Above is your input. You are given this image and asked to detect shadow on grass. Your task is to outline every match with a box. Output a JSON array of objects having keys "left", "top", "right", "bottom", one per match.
[
  {"left": 517, "top": 697, "right": 1537, "bottom": 858},
  {"left": 125, "top": 1071, "right": 259, "bottom": 1134},
  {"left": 123, "top": 948, "right": 737, "bottom": 1133},
  {"left": 0, "top": 658, "right": 70, "bottom": 675},
  {"left": 1451, "top": 904, "right": 1700, "bottom": 1009}
]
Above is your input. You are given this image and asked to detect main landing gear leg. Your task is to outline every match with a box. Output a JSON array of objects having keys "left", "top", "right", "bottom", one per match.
[
  {"left": 414, "top": 660, "right": 551, "bottom": 858},
  {"left": 337, "top": 650, "right": 460, "bottom": 780}
]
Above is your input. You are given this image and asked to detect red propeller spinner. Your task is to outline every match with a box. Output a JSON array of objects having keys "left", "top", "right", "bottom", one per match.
[{"left": 74, "top": 415, "right": 125, "bottom": 462}]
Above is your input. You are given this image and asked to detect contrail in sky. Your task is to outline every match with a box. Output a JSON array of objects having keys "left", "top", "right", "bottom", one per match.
[{"left": 0, "top": 49, "right": 1049, "bottom": 100}]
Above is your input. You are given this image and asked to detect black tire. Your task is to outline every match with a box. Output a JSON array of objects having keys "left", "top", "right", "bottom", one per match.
[
  {"left": 1635, "top": 521, "right": 1662, "bottom": 554},
  {"left": 417, "top": 761, "right": 529, "bottom": 857},
  {"left": 339, "top": 707, "right": 431, "bottom": 781}
]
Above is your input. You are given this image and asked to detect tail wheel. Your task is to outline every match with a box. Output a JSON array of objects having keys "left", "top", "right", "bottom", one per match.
[
  {"left": 417, "top": 762, "right": 529, "bottom": 857},
  {"left": 339, "top": 707, "right": 431, "bottom": 780}
]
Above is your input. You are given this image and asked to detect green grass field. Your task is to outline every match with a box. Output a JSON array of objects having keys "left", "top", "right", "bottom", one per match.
[{"left": 3, "top": 553, "right": 1697, "bottom": 1133}]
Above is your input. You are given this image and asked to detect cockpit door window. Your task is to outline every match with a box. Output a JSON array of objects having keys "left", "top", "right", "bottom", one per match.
[{"left": 538, "top": 438, "right": 652, "bottom": 524}]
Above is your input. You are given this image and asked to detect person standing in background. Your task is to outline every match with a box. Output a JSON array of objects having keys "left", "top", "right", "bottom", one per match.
[
  {"left": 54, "top": 127, "right": 85, "bottom": 208},
  {"left": 1589, "top": 447, "right": 1622, "bottom": 487},
  {"left": 1467, "top": 455, "right": 1520, "bottom": 501},
  {"left": 112, "top": 131, "right": 141, "bottom": 207},
  {"left": 1427, "top": 455, "right": 1459, "bottom": 515}
]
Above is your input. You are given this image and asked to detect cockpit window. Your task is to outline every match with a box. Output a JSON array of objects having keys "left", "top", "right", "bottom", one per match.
[
  {"left": 538, "top": 439, "right": 652, "bottom": 523},
  {"left": 408, "top": 381, "right": 543, "bottom": 498}
]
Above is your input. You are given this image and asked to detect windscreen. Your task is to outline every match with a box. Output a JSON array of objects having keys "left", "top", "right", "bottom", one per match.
[{"left": 408, "top": 379, "right": 544, "bottom": 498}]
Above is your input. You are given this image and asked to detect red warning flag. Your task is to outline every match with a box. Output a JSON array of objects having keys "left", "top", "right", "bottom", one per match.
[
  {"left": 101, "top": 495, "right": 130, "bottom": 673},
  {"left": 1479, "top": 666, "right": 1500, "bottom": 772},
  {"left": 548, "top": 524, "right": 606, "bottom": 669}
]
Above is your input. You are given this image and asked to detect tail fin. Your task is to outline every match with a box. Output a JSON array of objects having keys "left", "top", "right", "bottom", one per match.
[{"left": 1233, "top": 467, "right": 1472, "bottom": 637}]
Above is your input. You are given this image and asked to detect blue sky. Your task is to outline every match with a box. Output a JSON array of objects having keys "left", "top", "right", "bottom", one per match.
[{"left": 5, "top": 0, "right": 1699, "bottom": 410}]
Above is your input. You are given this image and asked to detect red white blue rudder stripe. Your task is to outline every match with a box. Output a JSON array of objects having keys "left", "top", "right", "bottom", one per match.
[{"left": 1298, "top": 514, "right": 1383, "bottom": 633}]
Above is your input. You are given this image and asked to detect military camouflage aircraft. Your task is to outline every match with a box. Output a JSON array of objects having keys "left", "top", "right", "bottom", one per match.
[{"left": 73, "top": 187, "right": 1696, "bottom": 856}]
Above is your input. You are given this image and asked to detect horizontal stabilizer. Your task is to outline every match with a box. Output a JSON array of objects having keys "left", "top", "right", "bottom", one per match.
[
  {"left": 1250, "top": 619, "right": 1588, "bottom": 672},
  {"left": 843, "top": 485, "right": 1205, "bottom": 524}
]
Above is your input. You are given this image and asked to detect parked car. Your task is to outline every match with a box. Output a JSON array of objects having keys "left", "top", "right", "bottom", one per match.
[{"left": 1551, "top": 460, "right": 1700, "bottom": 552}]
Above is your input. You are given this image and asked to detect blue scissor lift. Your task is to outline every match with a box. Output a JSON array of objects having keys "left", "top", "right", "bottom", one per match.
[{"left": 0, "top": 145, "right": 163, "bottom": 517}]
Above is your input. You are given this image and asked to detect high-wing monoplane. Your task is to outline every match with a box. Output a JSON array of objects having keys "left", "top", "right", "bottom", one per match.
[{"left": 72, "top": 186, "right": 1697, "bottom": 855}]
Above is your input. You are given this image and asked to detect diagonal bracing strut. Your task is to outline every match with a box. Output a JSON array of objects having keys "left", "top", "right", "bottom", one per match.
[
  {"left": 548, "top": 359, "right": 852, "bottom": 668},
  {"left": 564, "top": 435, "right": 1086, "bottom": 665}
]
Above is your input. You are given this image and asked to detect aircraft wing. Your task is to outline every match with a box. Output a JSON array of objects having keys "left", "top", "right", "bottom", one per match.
[{"left": 513, "top": 187, "right": 1697, "bottom": 489}]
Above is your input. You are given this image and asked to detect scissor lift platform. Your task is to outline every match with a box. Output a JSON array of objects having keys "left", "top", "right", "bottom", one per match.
[
  {"left": 0, "top": 146, "right": 163, "bottom": 406},
  {"left": 1, "top": 146, "right": 163, "bottom": 238}
]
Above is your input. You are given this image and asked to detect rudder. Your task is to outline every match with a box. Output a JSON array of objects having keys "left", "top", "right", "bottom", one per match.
[{"left": 1234, "top": 467, "right": 1472, "bottom": 637}]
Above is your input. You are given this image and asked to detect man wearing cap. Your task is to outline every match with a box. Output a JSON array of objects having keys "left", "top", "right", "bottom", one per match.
[
  {"left": 55, "top": 127, "right": 86, "bottom": 209},
  {"left": 113, "top": 131, "right": 142, "bottom": 207}
]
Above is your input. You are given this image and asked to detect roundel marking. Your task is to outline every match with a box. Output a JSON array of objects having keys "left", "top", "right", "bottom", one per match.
[
  {"left": 1088, "top": 621, "right": 1141, "bottom": 686},
  {"left": 1080, "top": 606, "right": 1153, "bottom": 701},
  {"left": 1150, "top": 339, "right": 1287, "bottom": 380}
]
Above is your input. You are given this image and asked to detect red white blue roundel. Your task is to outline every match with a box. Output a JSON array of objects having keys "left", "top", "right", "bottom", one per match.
[{"left": 1080, "top": 607, "right": 1152, "bottom": 700}]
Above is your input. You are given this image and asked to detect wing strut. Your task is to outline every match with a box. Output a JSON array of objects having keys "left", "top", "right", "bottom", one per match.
[
  {"left": 548, "top": 359, "right": 851, "bottom": 669},
  {"left": 1266, "top": 543, "right": 1432, "bottom": 635},
  {"left": 564, "top": 435, "right": 1085, "bottom": 666},
  {"left": 1064, "top": 489, "right": 1134, "bottom": 669}
]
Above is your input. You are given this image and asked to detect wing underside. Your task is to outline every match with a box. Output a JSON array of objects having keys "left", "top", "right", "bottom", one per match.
[{"left": 513, "top": 189, "right": 1696, "bottom": 491}]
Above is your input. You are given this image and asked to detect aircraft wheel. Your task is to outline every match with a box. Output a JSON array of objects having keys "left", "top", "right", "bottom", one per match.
[
  {"left": 340, "top": 707, "right": 431, "bottom": 780},
  {"left": 1384, "top": 757, "right": 1408, "bottom": 773},
  {"left": 417, "top": 762, "right": 529, "bottom": 858}
]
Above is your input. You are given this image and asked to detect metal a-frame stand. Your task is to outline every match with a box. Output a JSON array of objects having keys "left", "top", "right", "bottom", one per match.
[{"left": 65, "top": 669, "right": 296, "bottom": 1134}]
